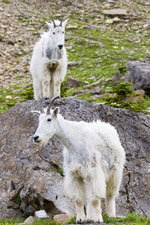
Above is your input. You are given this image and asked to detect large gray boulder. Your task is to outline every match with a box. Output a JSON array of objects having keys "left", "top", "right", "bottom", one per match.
[
  {"left": 114, "top": 61, "right": 150, "bottom": 95},
  {"left": 0, "top": 98, "right": 150, "bottom": 218}
]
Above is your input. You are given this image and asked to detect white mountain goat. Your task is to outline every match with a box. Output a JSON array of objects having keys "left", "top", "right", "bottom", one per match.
[
  {"left": 30, "top": 16, "right": 68, "bottom": 100},
  {"left": 32, "top": 97, "right": 125, "bottom": 223}
]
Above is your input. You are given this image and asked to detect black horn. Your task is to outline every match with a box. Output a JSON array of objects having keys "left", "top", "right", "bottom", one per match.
[
  {"left": 60, "top": 15, "right": 64, "bottom": 27},
  {"left": 40, "top": 101, "right": 44, "bottom": 114},
  {"left": 52, "top": 16, "right": 56, "bottom": 28},
  {"left": 47, "top": 96, "right": 60, "bottom": 115}
]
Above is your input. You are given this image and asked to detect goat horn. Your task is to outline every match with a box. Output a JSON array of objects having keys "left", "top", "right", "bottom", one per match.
[
  {"left": 52, "top": 16, "right": 56, "bottom": 28},
  {"left": 60, "top": 15, "right": 64, "bottom": 27},
  {"left": 47, "top": 96, "right": 60, "bottom": 115},
  {"left": 40, "top": 102, "right": 44, "bottom": 114}
]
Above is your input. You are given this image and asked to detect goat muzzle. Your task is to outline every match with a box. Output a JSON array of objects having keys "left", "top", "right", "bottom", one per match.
[{"left": 33, "top": 135, "right": 40, "bottom": 143}]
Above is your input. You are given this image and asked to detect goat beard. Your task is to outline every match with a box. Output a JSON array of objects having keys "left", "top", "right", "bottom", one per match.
[
  {"left": 45, "top": 47, "right": 62, "bottom": 60},
  {"left": 55, "top": 47, "right": 63, "bottom": 59}
]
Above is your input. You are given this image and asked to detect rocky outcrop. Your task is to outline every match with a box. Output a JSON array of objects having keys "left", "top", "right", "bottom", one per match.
[
  {"left": 66, "top": 77, "right": 82, "bottom": 88},
  {"left": 114, "top": 61, "right": 150, "bottom": 95},
  {"left": 0, "top": 98, "right": 150, "bottom": 218},
  {"left": 103, "top": 9, "right": 128, "bottom": 17}
]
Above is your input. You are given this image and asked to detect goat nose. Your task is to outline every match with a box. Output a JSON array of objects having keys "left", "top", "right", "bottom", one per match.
[
  {"left": 33, "top": 135, "right": 39, "bottom": 142},
  {"left": 58, "top": 44, "right": 63, "bottom": 49}
]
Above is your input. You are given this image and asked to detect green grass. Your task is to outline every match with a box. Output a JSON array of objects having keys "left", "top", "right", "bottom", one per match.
[
  {"left": 2, "top": 0, "right": 10, "bottom": 4},
  {"left": 66, "top": 214, "right": 150, "bottom": 225},
  {"left": 0, "top": 218, "right": 23, "bottom": 225},
  {"left": 104, "top": 80, "right": 150, "bottom": 113},
  {"left": 52, "top": 163, "right": 64, "bottom": 176},
  {"left": 0, "top": 218, "right": 60, "bottom": 225},
  {"left": 32, "top": 219, "right": 60, "bottom": 225},
  {"left": 0, "top": 82, "right": 33, "bottom": 114},
  {"left": 64, "top": 23, "right": 150, "bottom": 112},
  {"left": 1, "top": 214, "right": 150, "bottom": 225},
  {"left": 103, "top": 213, "right": 150, "bottom": 225}
]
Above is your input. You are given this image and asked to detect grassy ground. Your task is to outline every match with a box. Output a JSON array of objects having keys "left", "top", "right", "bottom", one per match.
[
  {"left": 66, "top": 214, "right": 150, "bottom": 225},
  {"left": 0, "top": 214, "right": 150, "bottom": 225},
  {"left": 1, "top": 0, "right": 150, "bottom": 113}
]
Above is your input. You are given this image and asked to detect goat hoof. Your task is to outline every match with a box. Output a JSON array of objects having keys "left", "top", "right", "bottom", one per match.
[
  {"left": 86, "top": 220, "right": 100, "bottom": 224},
  {"left": 94, "top": 221, "right": 101, "bottom": 224},
  {"left": 76, "top": 220, "right": 86, "bottom": 224},
  {"left": 93, "top": 221, "right": 101, "bottom": 224}
]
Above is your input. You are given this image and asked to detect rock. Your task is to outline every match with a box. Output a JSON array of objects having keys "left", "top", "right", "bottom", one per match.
[
  {"left": 7, "top": 40, "right": 15, "bottom": 45},
  {"left": 24, "top": 216, "right": 35, "bottom": 223},
  {"left": 53, "top": 214, "right": 72, "bottom": 224},
  {"left": 90, "top": 87, "right": 101, "bottom": 94},
  {"left": 72, "top": 90, "right": 89, "bottom": 97},
  {"left": 114, "top": 61, "right": 150, "bottom": 95},
  {"left": 6, "top": 95, "right": 12, "bottom": 99},
  {"left": 0, "top": 98, "right": 150, "bottom": 218},
  {"left": 113, "top": 17, "right": 121, "bottom": 22},
  {"left": 143, "top": 24, "right": 150, "bottom": 29},
  {"left": 0, "top": 100, "right": 74, "bottom": 218},
  {"left": 66, "top": 25, "right": 78, "bottom": 29},
  {"left": 103, "top": 9, "right": 128, "bottom": 17},
  {"left": 104, "top": 3, "right": 110, "bottom": 8},
  {"left": 7, "top": 201, "right": 20, "bottom": 209},
  {"left": 105, "top": 19, "right": 113, "bottom": 24},
  {"left": 66, "top": 77, "right": 82, "bottom": 88},
  {"left": 68, "top": 61, "right": 80, "bottom": 67},
  {"left": 0, "top": 35, "right": 4, "bottom": 41},
  {"left": 66, "top": 46, "right": 72, "bottom": 50},
  {"left": 34, "top": 210, "right": 49, "bottom": 219}
]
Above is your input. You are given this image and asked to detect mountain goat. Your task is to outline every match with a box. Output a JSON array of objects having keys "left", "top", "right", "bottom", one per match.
[
  {"left": 32, "top": 97, "right": 125, "bottom": 223},
  {"left": 30, "top": 17, "right": 68, "bottom": 100}
]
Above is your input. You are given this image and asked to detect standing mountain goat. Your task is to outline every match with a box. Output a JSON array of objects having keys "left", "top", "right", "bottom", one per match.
[
  {"left": 30, "top": 17, "right": 68, "bottom": 100},
  {"left": 32, "top": 97, "right": 125, "bottom": 223}
]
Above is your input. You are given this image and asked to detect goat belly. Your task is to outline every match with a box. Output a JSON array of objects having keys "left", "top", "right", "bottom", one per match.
[
  {"left": 65, "top": 163, "right": 106, "bottom": 198},
  {"left": 68, "top": 163, "right": 99, "bottom": 179}
]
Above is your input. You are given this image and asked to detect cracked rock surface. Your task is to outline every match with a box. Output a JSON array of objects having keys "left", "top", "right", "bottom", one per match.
[
  {"left": 114, "top": 61, "right": 150, "bottom": 95},
  {"left": 0, "top": 98, "right": 150, "bottom": 218}
]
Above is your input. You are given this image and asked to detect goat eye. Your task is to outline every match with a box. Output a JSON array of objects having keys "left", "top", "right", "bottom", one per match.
[
  {"left": 62, "top": 31, "right": 64, "bottom": 34},
  {"left": 47, "top": 118, "right": 51, "bottom": 122},
  {"left": 53, "top": 32, "right": 55, "bottom": 35}
]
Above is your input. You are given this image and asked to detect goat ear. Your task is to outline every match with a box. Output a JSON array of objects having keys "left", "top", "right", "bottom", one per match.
[
  {"left": 45, "top": 21, "right": 51, "bottom": 30},
  {"left": 63, "top": 19, "right": 68, "bottom": 27},
  {"left": 31, "top": 110, "right": 41, "bottom": 115},
  {"left": 53, "top": 107, "right": 59, "bottom": 117}
]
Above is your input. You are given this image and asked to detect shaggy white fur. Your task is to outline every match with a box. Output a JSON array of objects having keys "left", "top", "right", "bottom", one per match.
[
  {"left": 32, "top": 106, "right": 125, "bottom": 223},
  {"left": 30, "top": 19, "right": 68, "bottom": 100}
]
